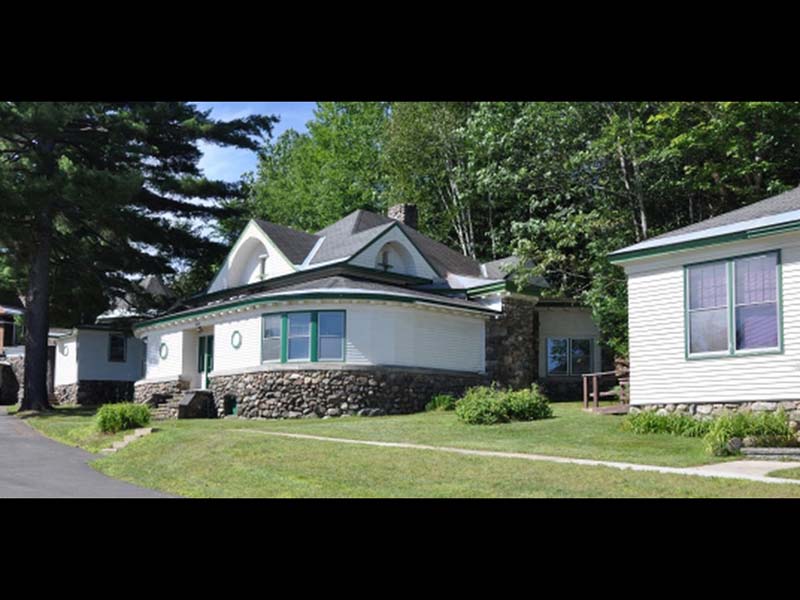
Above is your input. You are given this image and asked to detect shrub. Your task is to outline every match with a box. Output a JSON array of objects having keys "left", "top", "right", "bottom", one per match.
[
  {"left": 505, "top": 386, "right": 552, "bottom": 421},
  {"left": 425, "top": 394, "right": 457, "bottom": 412},
  {"left": 96, "top": 402, "right": 151, "bottom": 434},
  {"left": 454, "top": 385, "right": 552, "bottom": 425},
  {"left": 455, "top": 386, "right": 508, "bottom": 425},
  {"left": 704, "top": 410, "right": 794, "bottom": 456},
  {"left": 623, "top": 412, "right": 710, "bottom": 438}
]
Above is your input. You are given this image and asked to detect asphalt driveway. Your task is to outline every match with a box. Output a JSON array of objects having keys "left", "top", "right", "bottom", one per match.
[{"left": 0, "top": 407, "right": 168, "bottom": 498}]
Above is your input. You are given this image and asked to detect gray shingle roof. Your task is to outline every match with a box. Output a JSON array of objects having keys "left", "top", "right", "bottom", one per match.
[
  {"left": 652, "top": 185, "right": 800, "bottom": 242},
  {"left": 310, "top": 218, "right": 395, "bottom": 265},
  {"left": 254, "top": 219, "right": 320, "bottom": 264}
]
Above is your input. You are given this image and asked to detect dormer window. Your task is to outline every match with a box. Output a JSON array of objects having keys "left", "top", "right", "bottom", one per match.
[
  {"left": 258, "top": 253, "right": 269, "bottom": 280},
  {"left": 377, "top": 249, "right": 394, "bottom": 272}
]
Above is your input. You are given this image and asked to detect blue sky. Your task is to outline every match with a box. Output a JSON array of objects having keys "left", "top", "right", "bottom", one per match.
[{"left": 193, "top": 102, "right": 317, "bottom": 182}]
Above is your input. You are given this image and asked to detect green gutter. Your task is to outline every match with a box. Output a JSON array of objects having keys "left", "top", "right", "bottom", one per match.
[
  {"left": 134, "top": 290, "right": 494, "bottom": 331},
  {"left": 609, "top": 218, "right": 800, "bottom": 264},
  {"left": 465, "top": 281, "right": 508, "bottom": 297}
]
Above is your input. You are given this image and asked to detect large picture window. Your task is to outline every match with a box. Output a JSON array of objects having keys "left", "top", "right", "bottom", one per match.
[
  {"left": 686, "top": 251, "right": 781, "bottom": 357},
  {"left": 547, "top": 337, "right": 594, "bottom": 376},
  {"left": 262, "top": 310, "right": 346, "bottom": 364}
]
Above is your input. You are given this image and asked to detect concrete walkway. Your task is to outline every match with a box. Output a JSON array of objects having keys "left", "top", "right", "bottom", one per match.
[
  {"left": 0, "top": 408, "right": 168, "bottom": 498},
  {"left": 235, "top": 429, "right": 800, "bottom": 486}
]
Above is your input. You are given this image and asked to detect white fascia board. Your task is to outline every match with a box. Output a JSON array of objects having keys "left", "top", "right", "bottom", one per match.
[{"left": 611, "top": 208, "right": 800, "bottom": 256}]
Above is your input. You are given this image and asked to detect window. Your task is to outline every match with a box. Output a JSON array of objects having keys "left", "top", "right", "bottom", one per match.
[
  {"left": 318, "top": 311, "right": 345, "bottom": 360},
  {"left": 262, "top": 310, "right": 346, "bottom": 363},
  {"left": 262, "top": 314, "right": 282, "bottom": 362},
  {"left": 108, "top": 334, "right": 126, "bottom": 362},
  {"left": 685, "top": 251, "right": 781, "bottom": 357},
  {"left": 547, "top": 337, "right": 594, "bottom": 376},
  {"left": 287, "top": 312, "right": 311, "bottom": 360}
]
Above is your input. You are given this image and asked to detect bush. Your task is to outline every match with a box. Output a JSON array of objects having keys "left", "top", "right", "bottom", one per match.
[
  {"left": 704, "top": 410, "right": 794, "bottom": 456},
  {"left": 505, "top": 386, "right": 552, "bottom": 421},
  {"left": 455, "top": 386, "right": 508, "bottom": 425},
  {"left": 623, "top": 409, "right": 795, "bottom": 456},
  {"left": 454, "top": 385, "right": 552, "bottom": 425},
  {"left": 96, "top": 402, "right": 151, "bottom": 434},
  {"left": 425, "top": 394, "right": 457, "bottom": 412},
  {"left": 623, "top": 412, "right": 710, "bottom": 438}
]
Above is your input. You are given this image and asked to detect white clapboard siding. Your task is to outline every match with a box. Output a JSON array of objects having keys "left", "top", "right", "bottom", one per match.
[
  {"left": 145, "top": 301, "right": 487, "bottom": 379},
  {"left": 76, "top": 330, "right": 145, "bottom": 382},
  {"left": 624, "top": 232, "right": 800, "bottom": 405},
  {"left": 142, "top": 329, "right": 184, "bottom": 380},
  {"left": 54, "top": 338, "right": 78, "bottom": 386},
  {"left": 348, "top": 226, "right": 439, "bottom": 280},
  {"left": 537, "top": 307, "right": 602, "bottom": 377}
]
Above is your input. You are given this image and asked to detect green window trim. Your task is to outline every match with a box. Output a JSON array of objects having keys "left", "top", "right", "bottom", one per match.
[
  {"left": 683, "top": 249, "right": 784, "bottom": 360},
  {"left": 263, "top": 310, "right": 346, "bottom": 364}
]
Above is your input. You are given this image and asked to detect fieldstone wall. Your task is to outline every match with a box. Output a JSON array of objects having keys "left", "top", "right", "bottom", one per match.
[
  {"left": 54, "top": 380, "right": 134, "bottom": 405},
  {"left": 210, "top": 367, "right": 487, "bottom": 419},
  {"left": 134, "top": 378, "right": 189, "bottom": 406},
  {"left": 8, "top": 356, "right": 24, "bottom": 403},
  {"left": 485, "top": 296, "right": 537, "bottom": 389},
  {"left": 629, "top": 401, "right": 800, "bottom": 431},
  {"left": 540, "top": 378, "right": 583, "bottom": 402}
]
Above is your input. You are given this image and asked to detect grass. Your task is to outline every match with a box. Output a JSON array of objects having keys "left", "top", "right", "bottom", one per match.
[
  {"left": 768, "top": 467, "right": 800, "bottom": 480},
  {"left": 15, "top": 402, "right": 800, "bottom": 498},
  {"left": 14, "top": 405, "right": 136, "bottom": 453}
]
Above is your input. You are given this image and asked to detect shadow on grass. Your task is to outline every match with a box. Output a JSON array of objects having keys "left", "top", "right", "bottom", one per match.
[{"left": 16, "top": 405, "right": 99, "bottom": 420}]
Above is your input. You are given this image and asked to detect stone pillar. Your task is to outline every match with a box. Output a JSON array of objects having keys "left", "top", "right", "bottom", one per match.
[{"left": 485, "top": 296, "right": 538, "bottom": 389}]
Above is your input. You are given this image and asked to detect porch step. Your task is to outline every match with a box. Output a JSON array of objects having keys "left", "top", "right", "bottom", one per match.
[{"left": 740, "top": 447, "right": 800, "bottom": 460}]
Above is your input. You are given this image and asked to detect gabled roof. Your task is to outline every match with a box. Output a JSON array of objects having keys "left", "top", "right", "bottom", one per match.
[
  {"left": 254, "top": 219, "right": 320, "bottom": 264},
  {"left": 610, "top": 184, "right": 800, "bottom": 262}
]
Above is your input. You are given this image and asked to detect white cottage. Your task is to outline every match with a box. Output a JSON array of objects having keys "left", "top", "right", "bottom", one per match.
[
  {"left": 133, "top": 204, "right": 605, "bottom": 418},
  {"left": 52, "top": 325, "right": 145, "bottom": 404},
  {"left": 611, "top": 185, "right": 800, "bottom": 415}
]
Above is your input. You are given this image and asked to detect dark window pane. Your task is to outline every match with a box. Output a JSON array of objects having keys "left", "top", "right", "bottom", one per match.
[
  {"left": 736, "top": 303, "right": 778, "bottom": 350},
  {"left": 547, "top": 338, "right": 568, "bottom": 375},
  {"left": 109, "top": 334, "right": 126, "bottom": 362},
  {"left": 288, "top": 337, "right": 309, "bottom": 360},
  {"left": 319, "top": 337, "right": 343, "bottom": 360},
  {"left": 689, "top": 262, "right": 727, "bottom": 310},
  {"left": 263, "top": 337, "right": 281, "bottom": 361},
  {"left": 319, "top": 312, "right": 344, "bottom": 337},
  {"left": 263, "top": 315, "right": 281, "bottom": 338},
  {"left": 735, "top": 254, "right": 777, "bottom": 305},
  {"left": 571, "top": 339, "right": 593, "bottom": 375},
  {"left": 288, "top": 313, "right": 311, "bottom": 336},
  {"left": 689, "top": 308, "right": 728, "bottom": 353}
]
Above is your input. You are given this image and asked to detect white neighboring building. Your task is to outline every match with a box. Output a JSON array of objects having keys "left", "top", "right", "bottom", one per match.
[
  {"left": 611, "top": 185, "right": 800, "bottom": 415},
  {"left": 133, "top": 204, "right": 605, "bottom": 419},
  {"left": 52, "top": 325, "right": 145, "bottom": 405}
]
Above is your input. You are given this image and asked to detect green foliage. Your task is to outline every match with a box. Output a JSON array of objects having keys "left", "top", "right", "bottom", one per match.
[
  {"left": 624, "top": 409, "right": 794, "bottom": 456},
  {"left": 96, "top": 403, "right": 151, "bottom": 434},
  {"left": 455, "top": 385, "right": 552, "bottom": 425},
  {"left": 623, "top": 411, "right": 711, "bottom": 438},
  {"left": 704, "top": 410, "right": 794, "bottom": 456},
  {"left": 425, "top": 394, "right": 457, "bottom": 412}
]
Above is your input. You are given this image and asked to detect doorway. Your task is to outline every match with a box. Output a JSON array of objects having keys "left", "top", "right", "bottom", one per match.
[{"left": 197, "top": 334, "right": 214, "bottom": 390}]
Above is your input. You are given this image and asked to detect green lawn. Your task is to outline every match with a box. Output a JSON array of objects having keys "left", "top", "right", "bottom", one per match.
[
  {"left": 15, "top": 402, "right": 800, "bottom": 498},
  {"left": 15, "top": 405, "right": 132, "bottom": 453},
  {"left": 768, "top": 467, "right": 800, "bottom": 480}
]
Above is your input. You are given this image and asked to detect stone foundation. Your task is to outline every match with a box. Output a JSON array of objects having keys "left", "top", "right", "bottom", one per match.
[
  {"left": 485, "top": 296, "right": 537, "bottom": 389},
  {"left": 134, "top": 378, "right": 190, "bottom": 406},
  {"left": 7, "top": 356, "right": 24, "bottom": 403},
  {"left": 539, "top": 378, "right": 583, "bottom": 402},
  {"left": 629, "top": 401, "right": 800, "bottom": 429},
  {"left": 54, "top": 380, "right": 134, "bottom": 405},
  {"left": 209, "top": 366, "right": 487, "bottom": 419}
]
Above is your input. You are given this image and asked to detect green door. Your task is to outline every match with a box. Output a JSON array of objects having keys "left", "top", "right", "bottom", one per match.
[{"left": 198, "top": 334, "right": 214, "bottom": 389}]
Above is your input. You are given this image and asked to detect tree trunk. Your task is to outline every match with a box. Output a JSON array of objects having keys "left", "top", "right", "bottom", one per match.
[{"left": 20, "top": 206, "right": 53, "bottom": 412}]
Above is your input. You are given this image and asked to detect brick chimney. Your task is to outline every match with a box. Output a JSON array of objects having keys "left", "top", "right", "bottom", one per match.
[{"left": 387, "top": 203, "right": 418, "bottom": 230}]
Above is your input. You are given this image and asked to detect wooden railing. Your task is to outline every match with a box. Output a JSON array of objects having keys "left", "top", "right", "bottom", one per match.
[{"left": 582, "top": 371, "right": 630, "bottom": 409}]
